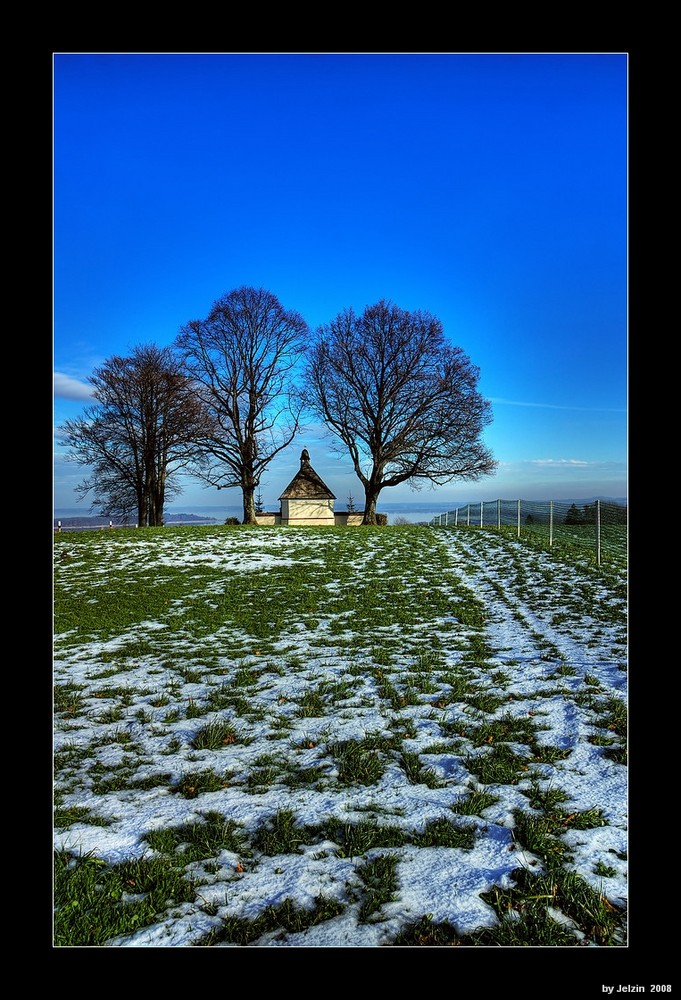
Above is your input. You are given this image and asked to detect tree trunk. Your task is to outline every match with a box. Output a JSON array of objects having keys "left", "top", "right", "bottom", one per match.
[
  {"left": 362, "top": 491, "right": 380, "bottom": 525},
  {"left": 242, "top": 486, "right": 257, "bottom": 525},
  {"left": 150, "top": 488, "right": 164, "bottom": 526},
  {"left": 151, "top": 475, "right": 165, "bottom": 526}
]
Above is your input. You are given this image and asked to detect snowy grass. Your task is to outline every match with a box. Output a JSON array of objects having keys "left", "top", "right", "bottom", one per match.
[{"left": 53, "top": 524, "right": 627, "bottom": 947}]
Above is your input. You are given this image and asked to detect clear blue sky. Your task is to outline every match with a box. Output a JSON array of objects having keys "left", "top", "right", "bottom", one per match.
[{"left": 53, "top": 52, "right": 627, "bottom": 511}]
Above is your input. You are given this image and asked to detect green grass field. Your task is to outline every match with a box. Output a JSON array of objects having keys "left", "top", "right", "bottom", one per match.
[{"left": 54, "top": 524, "right": 627, "bottom": 947}]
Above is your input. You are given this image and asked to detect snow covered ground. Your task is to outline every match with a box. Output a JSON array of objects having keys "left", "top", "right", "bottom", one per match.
[{"left": 54, "top": 526, "right": 627, "bottom": 948}]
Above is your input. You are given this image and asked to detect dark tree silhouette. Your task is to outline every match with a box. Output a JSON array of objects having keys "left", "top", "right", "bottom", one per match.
[
  {"left": 62, "top": 344, "right": 213, "bottom": 526},
  {"left": 564, "top": 503, "right": 585, "bottom": 525},
  {"left": 176, "top": 286, "right": 309, "bottom": 524},
  {"left": 303, "top": 299, "right": 496, "bottom": 524}
]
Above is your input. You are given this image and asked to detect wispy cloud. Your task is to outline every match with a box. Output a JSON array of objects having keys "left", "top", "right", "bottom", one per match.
[
  {"left": 488, "top": 397, "right": 626, "bottom": 414},
  {"left": 531, "top": 458, "right": 591, "bottom": 467},
  {"left": 54, "top": 373, "right": 93, "bottom": 401}
]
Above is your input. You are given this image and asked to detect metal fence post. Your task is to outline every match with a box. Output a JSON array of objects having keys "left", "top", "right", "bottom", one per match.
[{"left": 428, "top": 495, "right": 624, "bottom": 561}]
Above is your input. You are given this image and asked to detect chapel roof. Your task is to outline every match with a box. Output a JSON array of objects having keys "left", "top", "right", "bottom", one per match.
[{"left": 278, "top": 449, "right": 337, "bottom": 501}]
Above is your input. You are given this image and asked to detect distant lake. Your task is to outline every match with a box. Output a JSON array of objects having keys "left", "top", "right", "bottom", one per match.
[
  {"left": 167, "top": 502, "right": 458, "bottom": 524},
  {"left": 54, "top": 496, "right": 626, "bottom": 528},
  {"left": 53, "top": 500, "right": 457, "bottom": 526}
]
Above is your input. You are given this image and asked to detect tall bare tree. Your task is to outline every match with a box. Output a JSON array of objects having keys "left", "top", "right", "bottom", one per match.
[
  {"left": 303, "top": 299, "right": 496, "bottom": 524},
  {"left": 175, "top": 286, "right": 309, "bottom": 524},
  {"left": 62, "top": 344, "right": 213, "bottom": 526}
]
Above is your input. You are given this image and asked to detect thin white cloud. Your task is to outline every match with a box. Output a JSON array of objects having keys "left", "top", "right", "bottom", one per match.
[
  {"left": 54, "top": 373, "right": 93, "bottom": 401},
  {"left": 488, "top": 397, "right": 626, "bottom": 413},
  {"left": 499, "top": 459, "right": 625, "bottom": 472},
  {"left": 531, "top": 458, "right": 591, "bottom": 467}
]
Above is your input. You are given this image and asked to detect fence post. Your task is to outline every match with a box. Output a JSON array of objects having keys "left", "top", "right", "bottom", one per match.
[
  {"left": 517, "top": 500, "right": 521, "bottom": 539},
  {"left": 549, "top": 501, "right": 554, "bottom": 548},
  {"left": 596, "top": 499, "right": 601, "bottom": 566},
  {"left": 466, "top": 504, "right": 470, "bottom": 526},
  {"left": 497, "top": 499, "right": 500, "bottom": 530},
  {"left": 480, "top": 501, "right": 483, "bottom": 527},
  {"left": 57, "top": 520, "right": 62, "bottom": 533},
  {"left": 455, "top": 508, "right": 458, "bottom": 526},
  {"left": 109, "top": 520, "right": 113, "bottom": 529}
]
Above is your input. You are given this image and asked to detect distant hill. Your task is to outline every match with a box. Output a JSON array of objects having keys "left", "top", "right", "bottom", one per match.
[
  {"left": 554, "top": 497, "right": 627, "bottom": 506},
  {"left": 54, "top": 513, "right": 218, "bottom": 528},
  {"left": 166, "top": 513, "right": 218, "bottom": 523}
]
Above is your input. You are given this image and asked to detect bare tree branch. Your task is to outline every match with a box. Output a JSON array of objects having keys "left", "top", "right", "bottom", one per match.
[
  {"left": 302, "top": 299, "right": 497, "bottom": 524},
  {"left": 63, "top": 344, "right": 214, "bottom": 526},
  {"left": 175, "top": 286, "right": 309, "bottom": 523}
]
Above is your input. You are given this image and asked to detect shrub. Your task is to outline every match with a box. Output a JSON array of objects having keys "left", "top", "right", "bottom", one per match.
[
  {"left": 375, "top": 513, "right": 388, "bottom": 526},
  {"left": 225, "top": 517, "right": 240, "bottom": 525}
]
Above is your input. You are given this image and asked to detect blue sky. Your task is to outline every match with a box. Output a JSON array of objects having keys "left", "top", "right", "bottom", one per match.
[{"left": 53, "top": 52, "right": 627, "bottom": 511}]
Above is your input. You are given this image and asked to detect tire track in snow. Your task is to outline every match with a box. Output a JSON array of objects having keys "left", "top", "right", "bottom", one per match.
[{"left": 440, "top": 530, "right": 626, "bottom": 684}]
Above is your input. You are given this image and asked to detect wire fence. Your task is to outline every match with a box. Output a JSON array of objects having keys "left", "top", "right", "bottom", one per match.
[{"left": 429, "top": 499, "right": 627, "bottom": 567}]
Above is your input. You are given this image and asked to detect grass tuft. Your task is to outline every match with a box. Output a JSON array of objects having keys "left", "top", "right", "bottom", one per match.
[
  {"left": 357, "top": 854, "right": 401, "bottom": 922},
  {"left": 328, "top": 738, "right": 386, "bottom": 786},
  {"left": 191, "top": 718, "right": 246, "bottom": 749},
  {"left": 54, "top": 850, "right": 195, "bottom": 946}
]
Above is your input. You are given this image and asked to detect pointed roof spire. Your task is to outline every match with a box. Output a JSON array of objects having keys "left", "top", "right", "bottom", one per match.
[{"left": 279, "top": 449, "right": 336, "bottom": 500}]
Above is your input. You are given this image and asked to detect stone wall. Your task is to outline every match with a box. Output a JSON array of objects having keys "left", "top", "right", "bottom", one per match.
[
  {"left": 253, "top": 512, "right": 281, "bottom": 525},
  {"left": 332, "top": 512, "right": 366, "bottom": 526},
  {"left": 252, "top": 509, "right": 373, "bottom": 527}
]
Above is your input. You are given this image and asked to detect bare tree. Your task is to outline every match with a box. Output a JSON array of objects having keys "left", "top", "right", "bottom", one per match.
[
  {"left": 175, "top": 286, "right": 309, "bottom": 524},
  {"left": 62, "top": 344, "right": 213, "bottom": 526},
  {"left": 303, "top": 299, "right": 496, "bottom": 524}
]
